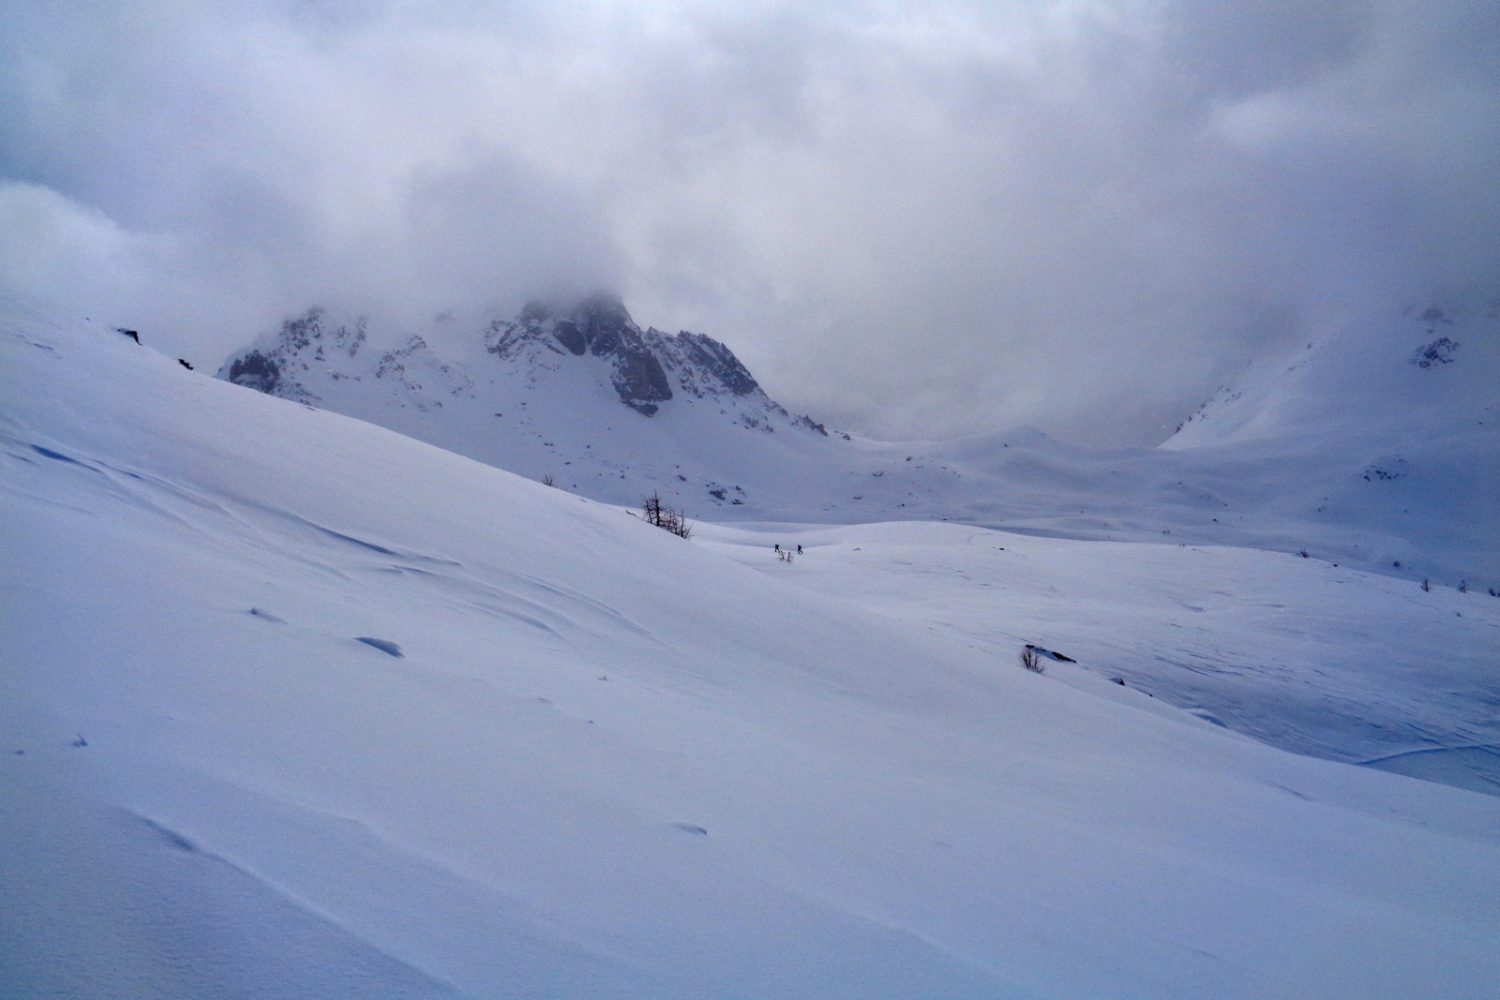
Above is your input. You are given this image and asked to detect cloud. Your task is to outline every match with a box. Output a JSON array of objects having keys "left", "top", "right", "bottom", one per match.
[{"left": 3, "top": 0, "right": 1497, "bottom": 443}]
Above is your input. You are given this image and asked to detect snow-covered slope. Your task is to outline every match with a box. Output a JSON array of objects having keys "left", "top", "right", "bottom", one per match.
[
  {"left": 699, "top": 520, "right": 1500, "bottom": 796},
  {"left": 214, "top": 295, "right": 1499, "bottom": 592},
  {"left": 1159, "top": 299, "right": 1500, "bottom": 585},
  {"left": 216, "top": 293, "right": 837, "bottom": 518},
  {"left": 6, "top": 297, "right": 1500, "bottom": 998}
]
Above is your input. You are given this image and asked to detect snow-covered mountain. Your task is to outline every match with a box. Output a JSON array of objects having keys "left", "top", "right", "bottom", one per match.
[
  {"left": 217, "top": 293, "right": 834, "bottom": 515},
  {"left": 1159, "top": 298, "right": 1500, "bottom": 589},
  {"left": 6, "top": 296, "right": 1500, "bottom": 999},
  {"left": 1168, "top": 300, "right": 1498, "bottom": 448},
  {"left": 216, "top": 294, "right": 1500, "bottom": 592}
]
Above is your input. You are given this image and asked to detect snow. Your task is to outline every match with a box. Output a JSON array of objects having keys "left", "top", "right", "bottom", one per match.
[
  {"left": 4, "top": 296, "right": 1500, "bottom": 998},
  {"left": 698, "top": 520, "right": 1500, "bottom": 793},
  {"left": 213, "top": 297, "right": 1500, "bottom": 594}
]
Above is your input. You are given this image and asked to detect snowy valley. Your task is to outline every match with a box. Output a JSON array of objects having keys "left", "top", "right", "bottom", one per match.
[
  {"left": 216, "top": 294, "right": 1500, "bottom": 591},
  {"left": 3, "top": 294, "right": 1499, "bottom": 998}
]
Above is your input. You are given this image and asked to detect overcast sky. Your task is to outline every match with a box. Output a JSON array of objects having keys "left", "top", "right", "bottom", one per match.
[{"left": 3, "top": 1, "right": 1497, "bottom": 443}]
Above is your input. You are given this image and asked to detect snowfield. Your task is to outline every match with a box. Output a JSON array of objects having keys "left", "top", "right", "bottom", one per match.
[
  {"left": 698, "top": 520, "right": 1500, "bottom": 794},
  {"left": 4, "top": 298, "right": 1500, "bottom": 998},
  {"left": 211, "top": 296, "right": 1500, "bottom": 595}
]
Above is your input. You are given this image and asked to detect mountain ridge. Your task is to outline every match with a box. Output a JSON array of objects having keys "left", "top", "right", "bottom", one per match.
[
  {"left": 204, "top": 293, "right": 1499, "bottom": 593},
  {"left": 221, "top": 293, "right": 828, "bottom": 431}
]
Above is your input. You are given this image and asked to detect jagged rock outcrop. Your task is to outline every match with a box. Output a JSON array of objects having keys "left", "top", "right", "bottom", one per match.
[
  {"left": 220, "top": 292, "right": 828, "bottom": 433},
  {"left": 489, "top": 293, "right": 674, "bottom": 414},
  {"left": 1410, "top": 336, "right": 1458, "bottom": 368},
  {"left": 218, "top": 307, "right": 473, "bottom": 409},
  {"left": 217, "top": 308, "right": 368, "bottom": 404},
  {"left": 653, "top": 331, "right": 759, "bottom": 398},
  {"left": 221, "top": 349, "right": 292, "bottom": 398},
  {"left": 484, "top": 292, "right": 810, "bottom": 423}
]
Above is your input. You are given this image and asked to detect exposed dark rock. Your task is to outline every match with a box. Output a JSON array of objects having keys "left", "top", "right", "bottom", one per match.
[
  {"left": 670, "top": 332, "right": 759, "bottom": 396},
  {"left": 223, "top": 350, "right": 284, "bottom": 394},
  {"left": 116, "top": 328, "right": 140, "bottom": 344},
  {"left": 612, "top": 343, "right": 673, "bottom": 412},
  {"left": 1411, "top": 337, "right": 1458, "bottom": 368},
  {"left": 554, "top": 319, "right": 587, "bottom": 356},
  {"left": 355, "top": 636, "right": 404, "bottom": 658},
  {"left": 224, "top": 292, "right": 829, "bottom": 432},
  {"left": 502, "top": 293, "right": 675, "bottom": 414},
  {"left": 1025, "top": 644, "right": 1077, "bottom": 663},
  {"left": 794, "top": 415, "right": 827, "bottom": 435}
]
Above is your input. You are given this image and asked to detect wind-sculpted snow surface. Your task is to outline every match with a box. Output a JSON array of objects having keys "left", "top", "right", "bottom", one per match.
[
  {"left": 215, "top": 295, "right": 1499, "bottom": 592},
  {"left": 700, "top": 520, "right": 1500, "bottom": 795},
  {"left": 5, "top": 296, "right": 1500, "bottom": 998}
]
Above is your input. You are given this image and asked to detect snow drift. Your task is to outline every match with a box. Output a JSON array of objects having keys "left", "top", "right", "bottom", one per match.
[{"left": 4, "top": 297, "right": 1500, "bottom": 998}]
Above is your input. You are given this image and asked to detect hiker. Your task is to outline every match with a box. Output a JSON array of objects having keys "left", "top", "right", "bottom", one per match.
[{"left": 796, "top": 544, "right": 803, "bottom": 555}]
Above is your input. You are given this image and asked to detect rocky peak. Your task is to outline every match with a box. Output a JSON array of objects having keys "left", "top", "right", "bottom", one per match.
[
  {"left": 276, "top": 307, "right": 367, "bottom": 359},
  {"left": 483, "top": 293, "right": 826, "bottom": 427},
  {"left": 524, "top": 291, "right": 637, "bottom": 359},
  {"left": 495, "top": 292, "right": 673, "bottom": 414},
  {"left": 218, "top": 307, "right": 368, "bottom": 403},
  {"left": 221, "top": 294, "right": 827, "bottom": 432},
  {"left": 658, "top": 331, "right": 760, "bottom": 397}
]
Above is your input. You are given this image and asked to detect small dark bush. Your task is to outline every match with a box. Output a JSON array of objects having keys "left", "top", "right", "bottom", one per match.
[{"left": 1020, "top": 645, "right": 1044, "bottom": 673}]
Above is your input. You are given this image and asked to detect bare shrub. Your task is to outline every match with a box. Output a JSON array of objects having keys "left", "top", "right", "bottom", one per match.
[
  {"left": 642, "top": 492, "right": 692, "bottom": 539},
  {"left": 1020, "top": 645, "right": 1044, "bottom": 673}
]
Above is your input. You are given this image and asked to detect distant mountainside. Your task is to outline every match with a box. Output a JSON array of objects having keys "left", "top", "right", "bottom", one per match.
[
  {"left": 217, "top": 293, "right": 842, "bottom": 514},
  {"left": 1168, "top": 300, "right": 1499, "bottom": 449},
  {"left": 219, "top": 291, "right": 824, "bottom": 428},
  {"left": 1159, "top": 297, "right": 1500, "bottom": 588},
  {"left": 214, "top": 293, "right": 1499, "bottom": 591}
]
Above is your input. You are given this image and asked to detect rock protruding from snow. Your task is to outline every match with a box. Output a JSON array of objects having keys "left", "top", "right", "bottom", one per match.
[
  {"left": 1410, "top": 336, "right": 1459, "bottom": 368},
  {"left": 484, "top": 292, "right": 791, "bottom": 418},
  {"left": 214, "top": 294, "right": 834, "bottom": 515},
  {"left": 218, "top": 307, "right": 473, "bottom": 410},
  {"left": 499, "top": 293, "right": 673, "bottom": 414},
  {"left": 222, "top": 294, "right": 827, "bottom": 432},
  {"left": 218, "top": 307, "right": 369, "bottom": 404}
]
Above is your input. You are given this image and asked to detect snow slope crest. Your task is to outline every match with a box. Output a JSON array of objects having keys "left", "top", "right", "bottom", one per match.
[{"left": 1167, "top": 297, "right": 1500, "bottom": 448}]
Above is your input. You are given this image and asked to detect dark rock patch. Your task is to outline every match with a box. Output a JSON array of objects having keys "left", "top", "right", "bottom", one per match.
[{"left": 355, "top": 637, "right": 404, "bottom": 658}]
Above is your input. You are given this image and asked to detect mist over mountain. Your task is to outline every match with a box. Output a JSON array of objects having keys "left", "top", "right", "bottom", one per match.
[
  {"left": 6, "top": 1, "right": 1497, "bottom": 443},
  {"left": 212, "top": 290, "right": 1499, "bottom": 592},
  {"left": 6, "top": 296, "right": 1500, "bottom": 998}
]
